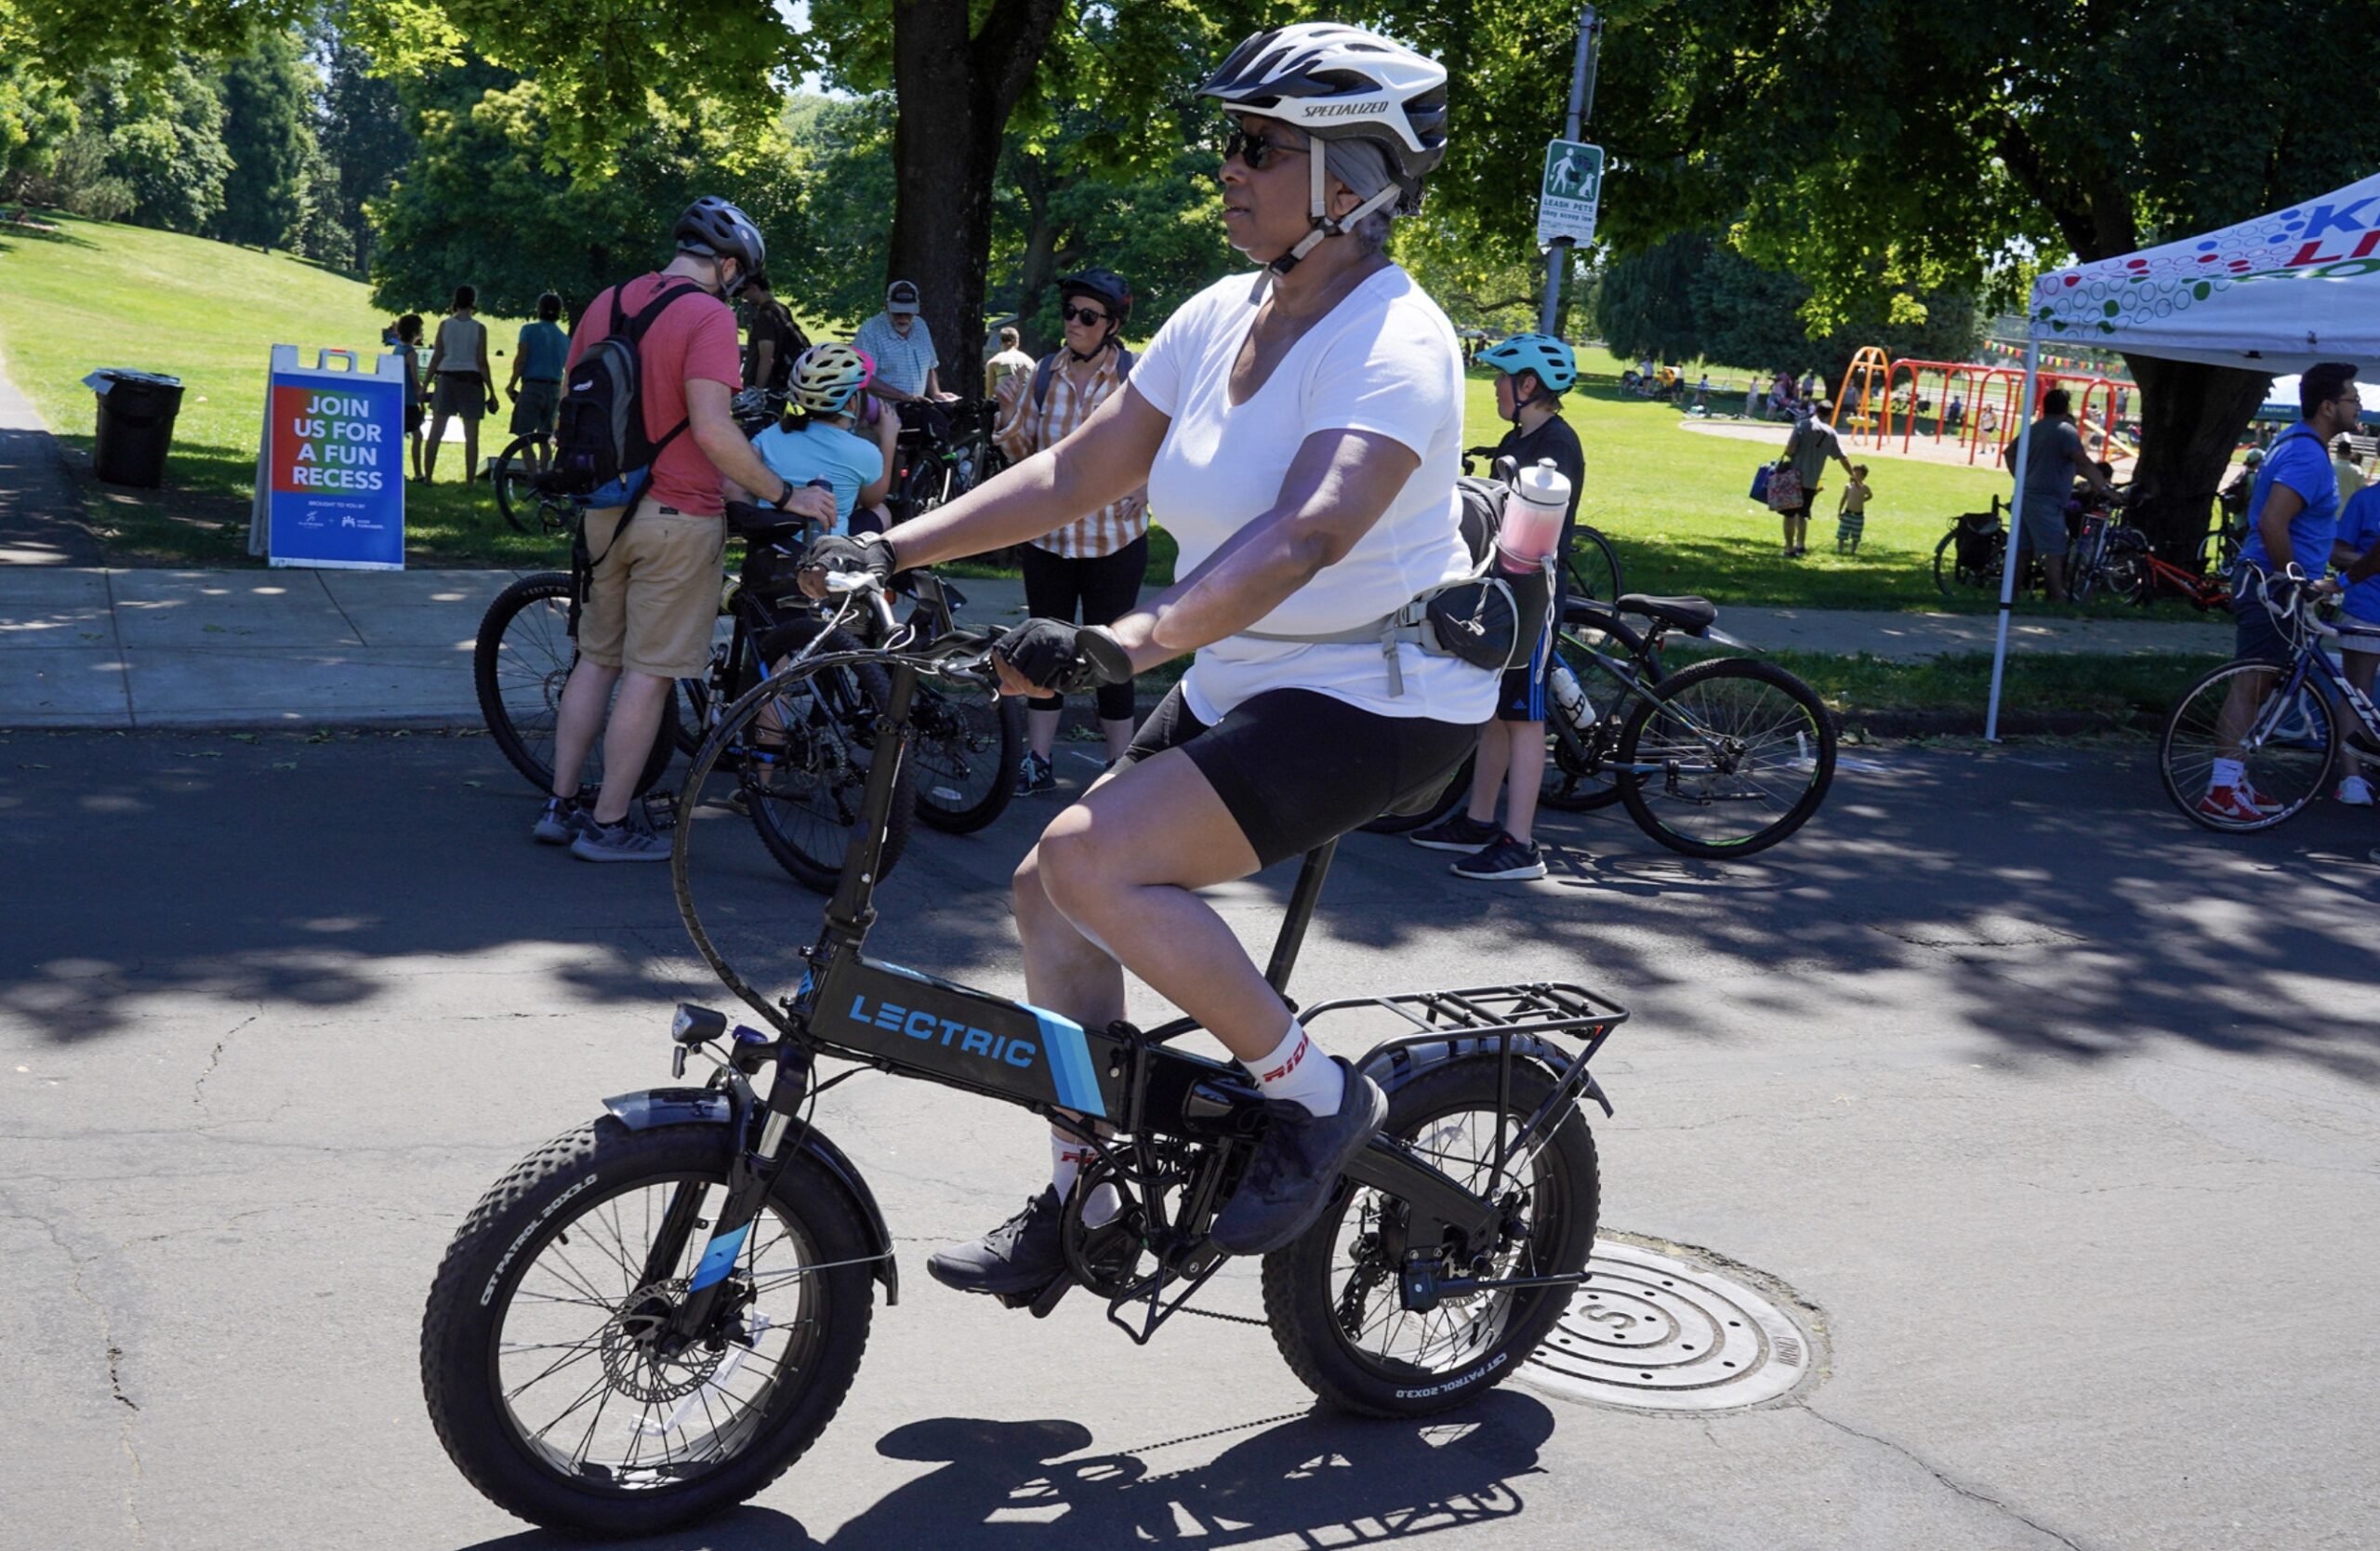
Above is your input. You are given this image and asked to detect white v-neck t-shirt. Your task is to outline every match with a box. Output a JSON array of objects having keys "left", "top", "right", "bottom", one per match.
[{"left": 1128, "top": 266, "right": 1493, "bottom": 724}]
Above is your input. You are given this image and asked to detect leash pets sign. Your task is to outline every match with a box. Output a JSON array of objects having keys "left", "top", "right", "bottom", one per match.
[{"left": 251, "top": 345, "right": 407, "bottom": 570}]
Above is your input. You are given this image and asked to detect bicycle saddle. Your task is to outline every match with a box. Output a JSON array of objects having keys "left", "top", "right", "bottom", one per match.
[
  {"left": 1615, "top": 594, "right": 1716, "bottom": 635},
  {"left": 723, "top": 500, "right": 811, "bottom": 545}
]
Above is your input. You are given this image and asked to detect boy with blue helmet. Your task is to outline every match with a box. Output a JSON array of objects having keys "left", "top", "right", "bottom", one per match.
[{"left": 1411, "top": 332, "right": 1585, "bottom": 881}]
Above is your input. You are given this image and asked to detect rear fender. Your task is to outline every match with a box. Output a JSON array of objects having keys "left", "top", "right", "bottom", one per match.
[
  {"left": 602, "top": 1088, "right": 900, "bottom": 1306},
  {"left": 1355, "top": 1035, "right": 1613, "bottom": 1119}
]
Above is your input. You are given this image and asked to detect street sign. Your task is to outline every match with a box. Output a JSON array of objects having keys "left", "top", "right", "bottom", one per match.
[
  {"left": 248, "top": 345, "right": 407, "bottom": 570},
  {"left": 1537, "top": 139, "right": 1604, "bottom": 248}
]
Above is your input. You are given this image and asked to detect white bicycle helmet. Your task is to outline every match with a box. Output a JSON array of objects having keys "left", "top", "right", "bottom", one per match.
[
  {"left": 1197, "top": 22, "right": 1448, "bottom": 271},
  {"left": 791, "top": 343, "right": 872, "bottom": 416}
]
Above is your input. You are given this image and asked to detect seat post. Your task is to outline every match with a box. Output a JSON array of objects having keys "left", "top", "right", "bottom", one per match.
[{"left": 1263, "top": 840, "right": 1339, "bottom": 999}]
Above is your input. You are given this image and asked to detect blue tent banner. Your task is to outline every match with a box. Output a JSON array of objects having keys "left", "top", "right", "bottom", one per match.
[{"left": 247, "top": 345, "right": 407, "bottom": 570}]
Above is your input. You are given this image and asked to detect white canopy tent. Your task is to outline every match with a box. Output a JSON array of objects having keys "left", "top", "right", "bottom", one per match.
[{"left": 1984, "top": 171, "right": 2380, "bottom": 738}]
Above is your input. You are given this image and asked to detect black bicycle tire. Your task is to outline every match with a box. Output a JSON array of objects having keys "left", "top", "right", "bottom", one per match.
[
  {"left": 473, "top": 572, "right": 674, "bottom": 798},
  {"left": 493, "top": 433, "right": 550, "bottom": 536},
  {"left": 1616, "top": 656, "right": 1835, "bottom": 857},
  {"left": 713, "top": 627, "right": 917, "bottom": 894},
  {"left": 1540, "top": 603, "right": 1658, "bottom": 814},
  {"left": 1261, "top": 1057, "right": 1598, "bottom": 1417},
  {"left": 419, "top": 1118, "right": 875, "bottom": 1536},
  {"left": 911, "top": 683, "right": 1024, "bottom": 834},
  {"left": 1566, "top": 525, "right": 1624, "bottom": 604},
  {"left": 1932, "top": 530, "right": 1965, "bottom": 595},
  {"left": 2156, "top": 659, "right": 2335, "bottom": 832}
]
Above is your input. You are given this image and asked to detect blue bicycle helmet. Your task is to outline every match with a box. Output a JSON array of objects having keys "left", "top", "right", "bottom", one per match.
[{"left": 1478, "top": 333, "right": 1577, "bottom": 394}]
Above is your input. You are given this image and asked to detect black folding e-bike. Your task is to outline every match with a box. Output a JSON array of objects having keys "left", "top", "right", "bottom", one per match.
[{"left": 420, "top": 570, "right": 1625, "bottom": 1536}]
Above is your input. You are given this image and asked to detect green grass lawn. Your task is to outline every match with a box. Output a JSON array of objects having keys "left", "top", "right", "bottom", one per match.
[
  {"left": 0, "top": 213, "right": 2092, "bottom": 618},
  {"left": 0, "top": 213, "right": 563, "bottom": 567}
]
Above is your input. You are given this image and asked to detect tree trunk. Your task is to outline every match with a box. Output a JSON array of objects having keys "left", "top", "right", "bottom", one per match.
[
  {"left": 1011, "top": 152, "right": 1064, "bottom": 358},
  {"left": 2122, "top": 354, "right": 2270, "bottom": 566},
  {"left": 889, "top": 0, "right": 1065, "bottom": 403}
]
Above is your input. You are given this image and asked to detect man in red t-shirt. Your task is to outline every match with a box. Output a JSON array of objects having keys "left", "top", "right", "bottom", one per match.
[{"left": 537, "top": 197, "right": 836, "bottom": 861}]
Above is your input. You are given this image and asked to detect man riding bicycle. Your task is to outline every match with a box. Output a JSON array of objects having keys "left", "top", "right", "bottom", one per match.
[{"left": 802, "top": 22, "right": 1479, "bottom": 1296}]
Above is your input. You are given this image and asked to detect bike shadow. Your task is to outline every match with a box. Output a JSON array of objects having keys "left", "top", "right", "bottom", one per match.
[{"left": 453, "top": 1389, "right": 1556, "bottom": 1550}]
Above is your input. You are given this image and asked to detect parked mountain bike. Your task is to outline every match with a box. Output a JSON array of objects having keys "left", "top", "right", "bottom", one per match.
[
  {"left": 1369, "top": 592, "right": 1836, "bottom": 857},
  {"left": 669, "top": 511, "right": 1025, "bottom": 839},
  {"left": 1934, "top": 497, "right": 2037, "bottom": 596},
  {"left": 474, "top": 495, "right": 914, "bottom": 890},
  {"left": 892, "top": 398, "right": 1004, "bottom": 523},
  {"left": 421, "top": 569, "right": 1625, "bottom": 1535},
  {"left": 493, "top": 431, "right": 573, "bottom": 537},
  {"left": 1463, "top": 447, "right": 1621, "bottom": 603},
  {"left": 2159, "top": 564, "right": 2380, "bottom": 831}
]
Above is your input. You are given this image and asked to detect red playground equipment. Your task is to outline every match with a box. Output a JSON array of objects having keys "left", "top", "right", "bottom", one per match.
[{"left": 1829, "top": 350, "right": 2135, "bottom": 471}]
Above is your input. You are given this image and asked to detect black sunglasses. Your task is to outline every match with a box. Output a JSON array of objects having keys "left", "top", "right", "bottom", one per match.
[
  {"left": 1223, "top": 127, "right": 1309, "bottom": 171},
  {"left": 1061, "top": 305, "right": 1108, "bottom": 326}
]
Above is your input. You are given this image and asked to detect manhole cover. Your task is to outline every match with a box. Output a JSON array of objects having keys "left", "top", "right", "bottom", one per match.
[{"left": 1519, "top": 1238, "right": 1821, "bottom": 1412}]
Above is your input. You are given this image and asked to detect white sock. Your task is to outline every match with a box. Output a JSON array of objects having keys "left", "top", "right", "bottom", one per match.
[
  {"left": 2211, "top": 757, "right": 2244, "bottom": 789},
  {"left": 1049, "top": 1133, "right": 1120, "bottom": 1227},
  {"left": 1242, "top": 1020, "right": 1342, "bottom": 1118}
]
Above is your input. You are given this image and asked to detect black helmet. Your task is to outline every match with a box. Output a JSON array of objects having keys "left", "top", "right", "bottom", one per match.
[
  {"left": 1058, "top": 268, "right": 1132, "bottom": 326},
  {"left": 673, "top": 197, "right": 765, "bottom": 294}
]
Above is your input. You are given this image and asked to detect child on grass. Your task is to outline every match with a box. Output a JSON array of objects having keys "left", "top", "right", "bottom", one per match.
[{"left": 1836, "top": 464, "right": 1871, "bottom": 552}]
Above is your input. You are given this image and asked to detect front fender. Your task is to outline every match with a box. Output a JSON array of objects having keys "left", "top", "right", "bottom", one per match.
[
  {"left": 602, "top": 1088, "right": 900, "bottom": 1306},
  {"left": 1355, "top": 1035, "right": 1613, "bottom": 1119}
]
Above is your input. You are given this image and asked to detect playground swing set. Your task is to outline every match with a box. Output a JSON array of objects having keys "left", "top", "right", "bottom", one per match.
[{"left": 1826, "top": 346, "right": 2136, "bottom": 472}]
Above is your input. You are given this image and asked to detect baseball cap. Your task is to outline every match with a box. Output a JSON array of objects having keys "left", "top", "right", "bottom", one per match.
[{"left": 886, "top": 280, "right": 919, "bottom": 313}]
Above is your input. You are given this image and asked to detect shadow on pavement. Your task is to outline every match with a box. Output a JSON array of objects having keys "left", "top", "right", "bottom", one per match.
[
  {"left": 2, "top": 729, "right": 2375, "bottom": 1089},
  {"left": 449, "top": 1391, "right": 1555, "bottom": 1550}
]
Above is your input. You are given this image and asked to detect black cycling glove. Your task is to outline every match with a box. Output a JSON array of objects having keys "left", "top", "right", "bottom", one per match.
[
  {"left": 994, "top": 619, "right": 1133, "bottom": 696},
  {"left": 800, "top": 532, "right": 897, "bottom": 587}
]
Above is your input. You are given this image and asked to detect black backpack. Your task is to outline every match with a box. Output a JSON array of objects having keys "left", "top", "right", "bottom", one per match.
[{"left": 549, "top": 278, "right": 703, "bottom": 499}]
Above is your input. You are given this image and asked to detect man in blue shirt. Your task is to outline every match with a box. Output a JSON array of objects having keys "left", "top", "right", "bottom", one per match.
[
  {"left": 2206, "top": 362, "right": 2365, "bottom": 822},
  {"left": 851, "top": 280, "right": 952, "bottom": 405},
  {"left": 2325, "top": 480, "right": 2380, "bottom": 805},
  {"left": 506, "top": 292, "right": 571, "bottom": 445}
]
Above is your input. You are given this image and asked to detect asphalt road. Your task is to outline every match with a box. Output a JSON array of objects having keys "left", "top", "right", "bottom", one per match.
[{"left": 3, "top": 728, "right": 2376, "bottom": 1551}]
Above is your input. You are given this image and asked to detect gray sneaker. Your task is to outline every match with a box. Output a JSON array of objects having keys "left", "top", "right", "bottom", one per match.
[
  {"left": 531, "top": 794, "right": 589, "bottom": 845},
  {"left": 570, "top": 807, "right": 670, "bottom": 863},
  {"left": 1210, "top": 1059, "right": 1388, "bottom": 1257}
]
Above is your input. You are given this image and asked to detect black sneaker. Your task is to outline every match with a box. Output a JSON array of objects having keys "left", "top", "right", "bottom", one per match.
[
  {"left": 531, "top": 794, "right": 588, "bottom": 845},
  {"left": 927, "top": 1187, "right": 1067, "bottom": 1295},
  {"left": 1015, "top": 751, "right": 1056, "bottom": 796},
  {"left": 1451, "top": 831, "right": 1546, "bottom": 882},
  {"left": 1408, "top": 812, "right": 1501, "bottom": 853},
  {"left": 1210, "top": 1060, "right": 1388, "bottom": 1257}
]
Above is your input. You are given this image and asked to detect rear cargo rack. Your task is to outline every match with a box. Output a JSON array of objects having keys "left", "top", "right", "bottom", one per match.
[{"left": 1295, "top": 981, "right": 1626, "bottom": 1050}]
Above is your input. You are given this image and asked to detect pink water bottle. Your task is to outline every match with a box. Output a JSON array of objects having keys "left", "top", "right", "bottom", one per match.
[{"left": 1496, "top": 458, "right": 1570, "bottom": 574}]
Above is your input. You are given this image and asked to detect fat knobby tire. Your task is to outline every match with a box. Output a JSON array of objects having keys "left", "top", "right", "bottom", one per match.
[
  {"left": 1259, "top": 1058, "right": 1598, "bottom": 1417},
  {"left": 420, "top": 1118, "right": 876, "bottom": 1536}
]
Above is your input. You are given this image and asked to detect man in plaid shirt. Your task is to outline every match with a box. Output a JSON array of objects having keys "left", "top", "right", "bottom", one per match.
[{"left": 993, "top": 268, "right": 1150, "bottom": 792}]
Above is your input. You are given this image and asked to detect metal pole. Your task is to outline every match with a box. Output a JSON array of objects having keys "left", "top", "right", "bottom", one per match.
[
  {"left": 1538, "top": 5, "right": 1600, "bottom": 337},
  {"left": 1983, "top": 337, "right": 2042, "bottom": 742}
]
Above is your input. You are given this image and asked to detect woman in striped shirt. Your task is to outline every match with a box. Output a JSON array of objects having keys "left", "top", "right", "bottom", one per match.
[{"left": 992, "top": 268, "right": 1150, "bottom": 793}]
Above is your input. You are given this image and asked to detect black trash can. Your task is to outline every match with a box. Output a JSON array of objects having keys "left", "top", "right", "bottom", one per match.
[{"left": 89, "top": 369, "right": 186, "bottom": 488}]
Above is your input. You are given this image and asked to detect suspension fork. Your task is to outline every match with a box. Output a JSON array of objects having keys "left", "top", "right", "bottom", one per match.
[{"left": 662, "top": 1045, "right": 816, "bottom": 1343}]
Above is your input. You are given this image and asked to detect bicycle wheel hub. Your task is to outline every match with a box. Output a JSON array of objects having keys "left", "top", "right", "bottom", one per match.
[{"left": 598, "top": 1279, "right": 725, "bottom": 1403}]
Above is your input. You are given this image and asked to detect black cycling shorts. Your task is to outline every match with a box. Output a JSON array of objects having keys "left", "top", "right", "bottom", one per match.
[{"left": 1117, "top": 684, "right": 1479, "bottom": 869}]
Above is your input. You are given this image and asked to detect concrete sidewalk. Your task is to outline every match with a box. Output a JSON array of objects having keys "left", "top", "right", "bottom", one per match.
[
  {"left": 0, "top": 344, "right": 99, "bottom": 567},
  {"left": 0, "top": 564, "right": 2233, "bottom": 729}
]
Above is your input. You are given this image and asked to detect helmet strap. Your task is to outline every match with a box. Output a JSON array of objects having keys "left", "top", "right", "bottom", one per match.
[{"left": 1268, "top": 155, "right": 1400, "bottom": 274}]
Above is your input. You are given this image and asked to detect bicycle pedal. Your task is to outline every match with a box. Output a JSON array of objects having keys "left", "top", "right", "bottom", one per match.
[{"left": 993, "top": 1276, "right": 1073, "bottom": 1318}]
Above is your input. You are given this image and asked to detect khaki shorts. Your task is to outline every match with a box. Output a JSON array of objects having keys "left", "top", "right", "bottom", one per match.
[{"left": 575, "top": 500, "right": 724, "bottom": 679}]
